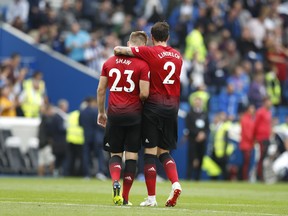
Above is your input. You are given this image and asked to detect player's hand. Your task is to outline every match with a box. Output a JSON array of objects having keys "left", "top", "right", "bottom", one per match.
[
  {"left": 97, "top": 113, "right": 107, "bottom": 128},
  {"left": 114, "top": 46, "right": 121, "bottom": 55}
]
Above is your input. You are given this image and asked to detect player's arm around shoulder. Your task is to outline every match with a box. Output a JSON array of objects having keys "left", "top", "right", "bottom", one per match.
[
  {"left": 97, "top": 76, "right": 108, "bottom": 127},
  {"left": 139, "top": 61, "right": 150, "bottom": 102},
  {"left": 139, "top": 80, "right": 149, "bottom": 102},
  {"left": 114, "top": 46, "right": 134, "bottom": 56}
]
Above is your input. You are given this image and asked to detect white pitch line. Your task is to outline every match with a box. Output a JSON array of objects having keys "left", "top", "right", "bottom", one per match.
[
  {"left": 0, "top": 201, "right": 286, "bottom": 216},
  {"left": 0, "top": 201, "right": 190, "bottom": 212}
]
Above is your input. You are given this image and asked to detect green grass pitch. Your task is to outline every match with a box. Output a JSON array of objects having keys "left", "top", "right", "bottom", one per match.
[{"left": 0, "top": 178, "right": 287, "bottom": 216}]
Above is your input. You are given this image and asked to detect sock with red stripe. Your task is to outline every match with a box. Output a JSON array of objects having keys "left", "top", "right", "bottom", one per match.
[
  {"left": 122, "top": 159, "right": 136, "bottom": 202},
  {"left": 159, "top": 152, "right": 179, "bottom": 184},
  {"left": 109, "top": 155, "right": 122, "bottom": 182},
  {"left": 144, "top": 154, "right": 157, "bottom": 196}
]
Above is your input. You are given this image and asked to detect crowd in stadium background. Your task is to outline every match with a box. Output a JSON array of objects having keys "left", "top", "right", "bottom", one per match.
[{"left": 0, "top": 0, "right": 288, "bottom": 182}]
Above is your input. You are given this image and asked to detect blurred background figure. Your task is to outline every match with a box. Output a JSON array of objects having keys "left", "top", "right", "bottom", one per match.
[
  {"left": 5, "top": 0, "right": 29, "bottom": 31},
  {"left": 185, "top": 96, "right": 209, "bottom": 180},
  {"left": 211, "top": 112, "right": 234, "bottom": 180},
  {"left": 65, "top": 102, "right": 84, "bottom": 176},
  {"left": 51, "top": 99, "right": 69, "bottom": 177},
  {"left": 253, "top": 97, "right": 273, "bottom": 181},
  {"left": 65, "top": 22, "right": 91, "bottom": 64},
  {"left": 239, "top": 104, "right": 255, "bottom": 181},
  {"left": 0, "top": 84, "right": 16, "bottom": 117},
  {"left": 79, "top": 97, "right": 107, "bottom": 180},
  {"left": 37, "top": 104, "right": 55, "bottom": 176},
  {"left": 19, "top": 71, "right": 47, "bottom": 118}
]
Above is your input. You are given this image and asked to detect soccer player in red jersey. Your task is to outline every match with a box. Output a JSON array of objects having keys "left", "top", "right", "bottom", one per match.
[
  {"left": 97, "top": 31, "right": 150, "bottom": 205},
  {"left": 114, "top": 21, "right": 182, "bottom": 207}
]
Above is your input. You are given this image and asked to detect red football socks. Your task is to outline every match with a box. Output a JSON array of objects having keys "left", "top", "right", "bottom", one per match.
[
  {"left": 159, "top": 152, "right": 179, "bottom": 184},
  {"left": 109, "top": 155, "right": 122, "bottom": 182},
  {"left": 144, "top": 154, "right": 157, "bottom": 196},
  {"left": 122, "top": 160, "right": 136, "bottom": 202}
]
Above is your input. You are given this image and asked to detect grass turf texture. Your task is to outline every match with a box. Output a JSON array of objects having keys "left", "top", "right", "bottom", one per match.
[{"left": 0, "top": 178, "right": 287, "bottom": 216}]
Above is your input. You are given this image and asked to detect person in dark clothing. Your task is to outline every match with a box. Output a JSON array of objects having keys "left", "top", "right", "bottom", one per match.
[
  {"left": 79, "top": 96, "right": 107, "bottom": 179},
  {"left": 185, "top": 96, "right": 209, "bottom": 180},
  {"left": 37, "top": 104, "right": 55, "bottom": 176},
  {"left": 51, "top": 99, "right": 69, "bottom": 177}
]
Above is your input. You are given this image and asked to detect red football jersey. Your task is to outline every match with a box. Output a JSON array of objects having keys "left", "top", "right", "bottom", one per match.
[
  {"left": 131, "top": 45, "right": 183, "bottom": 116},
  {"left": 101, "top": 55, "right": 150, "bottom": 118}
]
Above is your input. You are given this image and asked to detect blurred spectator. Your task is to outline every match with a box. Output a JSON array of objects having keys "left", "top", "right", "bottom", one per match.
[
  {"left": 0, "top": 84, "right": 16, "bottom": 117},
  {"left": 79, "top": 97, "right": 107, "bottom": 180},
  {"left": 248, "top": 72, "right": 267, "bottom": 109},
  {"left": 246, "top": 5, "right": 269, "bottom": 50},
  {"left": 223, "top": 39, "right": 241, "bottom": 74},
  {"left": 28, "top": 0, "right": 49, "bottom": 29},
  {"left": 239, "top": 104, "right": 255, "bottom": 180},
  {"left": 218, "top": 84, "right": 239, "bottom": 120},
  {"left": 266, "top": 38, "right": 288, "bottom": 83},
  {"left": 237, "top": 26, "right": 258, "bottom": 59},
  {"left": 5, "top": 0, "right": 29, "bottom": 30},
  {"left": 48, "top": 24, "right": 66, "bottom": 54},
  {"left": 168, "top": 0, "right": 197, "bottom": 50},
  {"left": 84, "top": 33, "right": 105, "bottom": 77},
  {"left": 211, "top": 112, "right": 234, "bottom": 180},
  {"left": 37, "top": 104, "right": 55, "bottom": 176},
  {"left": 1, "top": 53, "right": 23, "bottom": 85},
  {"left": 65, "top": 106, "right": 84, "bottom": 176},
  {"left": 227, "top": 65, "right": 250, "bottom": 112},
  {"left": 232, "top": 0, "right": 252, "bottom": 28},
  {"left": 29, "top": 23, "right": 50, "bottom": 44},
  {"left": 185, "top": 96, "right": 209, "bottom": 180},
  {"left": 0, "top": 65, "right": 10, "bottom": 88},
  {"left": 188, "top": 84, "right": 210, "bottom": 111},
  {"left": 205, "top": 44, "right": 228, "bottom": 94},
  {"left": 117, "top": 14, "right": 133, "bottom": 45},
  {"left": 266, "top": 38, "right": 288, "bottom": 105},
  {"left": 56, "top": 0, "right": 76, "bottom": 32},
  {"left": 184, "top": 21, "right": 206, "bottom": 63},
  {"left": 253, "top": 97, "right": 273, "bottom": 181},
  {"left": 224, "top": 6, "right": 242, "bottom": 40},
  {"left": 51, "top": 99, "right": 69, "bottom": 177},
  {"left": 64, "top": 22, "right": 91, "bottom": 64},
  {"left": 144, "top": 0, "right": 164, "bottom": 23},
  {"left": 265, "top": 64, "right": 281, "bottom": 107},
  {"left": 19, "top": 71, "right": 47, "bottom": 117}
]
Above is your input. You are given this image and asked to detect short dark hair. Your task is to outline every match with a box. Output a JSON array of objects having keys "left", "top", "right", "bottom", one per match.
[{"left": 151, "top": 22, "right": 169, "bottom": 42}]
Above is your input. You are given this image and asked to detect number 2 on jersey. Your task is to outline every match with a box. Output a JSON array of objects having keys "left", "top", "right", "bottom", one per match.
[
  {"left": 109, "top": 68, "right": 135, "bottom": 92},
  {"left": 163, "top": 61, "right": 175, "bottom": 84}
]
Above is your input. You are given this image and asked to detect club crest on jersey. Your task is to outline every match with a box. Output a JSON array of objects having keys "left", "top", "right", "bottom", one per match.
[{"left": 135, "top": 47, "right": 139, "bottom": 52}]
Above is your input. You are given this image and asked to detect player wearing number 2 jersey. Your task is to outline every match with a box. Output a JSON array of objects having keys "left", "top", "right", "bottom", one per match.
[
  {"left": 114, "top": 22, "right": 182, "bottom": 207},
  {"left": 97, "top": 31, "right": 150, "bottom": 206}
]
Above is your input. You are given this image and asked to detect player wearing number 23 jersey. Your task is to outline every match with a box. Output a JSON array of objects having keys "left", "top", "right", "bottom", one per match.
[
  {"left": 101, "top": 55, "right": 150, "bottom": 125},
  {"left": 97, "top": 31, "right": 150, "bottom": 205}
]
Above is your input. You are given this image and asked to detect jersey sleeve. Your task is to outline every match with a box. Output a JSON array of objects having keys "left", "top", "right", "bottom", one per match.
[
  {"left": 140, "top": 62, "right": 150, "bottom": 82},
  {"left": 101, "top": 62, "right": 108, "bottom": 77},
  {"left": 131, "top": 46, "right": 153, "bottom": 62}
]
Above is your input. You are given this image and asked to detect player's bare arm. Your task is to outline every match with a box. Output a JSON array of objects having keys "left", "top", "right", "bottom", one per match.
[
  {"left": 114, "top": 46, "right": 135, "bottom": 56},
  {"left": 97, "top": 76, "right": 108, "bottom": 127},
  {"left": 139, "top": 80, "right": 149, "bottom": 102}
]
